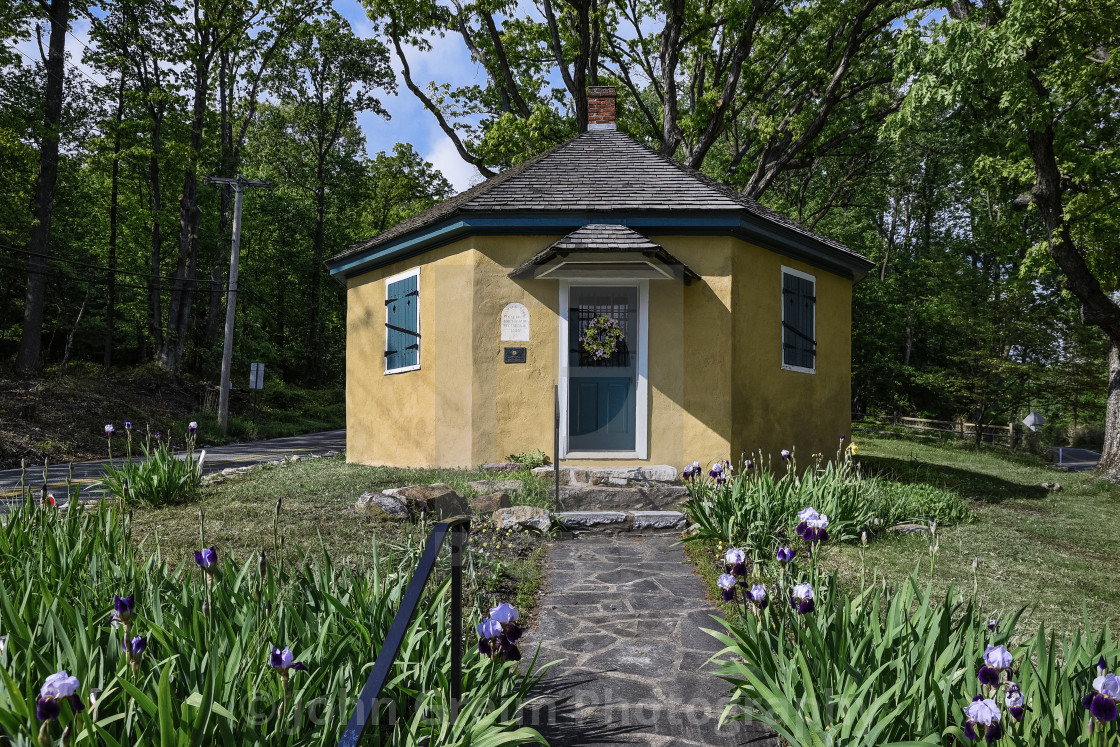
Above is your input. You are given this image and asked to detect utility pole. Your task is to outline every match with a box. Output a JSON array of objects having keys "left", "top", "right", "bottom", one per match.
[{"left": 204, "top": 174, "right": 272, "bottom": 432}]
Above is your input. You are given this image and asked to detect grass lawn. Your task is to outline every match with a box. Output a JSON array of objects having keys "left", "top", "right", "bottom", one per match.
[
  {"left": 827, "top": 435, "right": 1120, "bottom": 632},
  {"left": 128, "top": 455, "right": 554, "bottom": 616}
]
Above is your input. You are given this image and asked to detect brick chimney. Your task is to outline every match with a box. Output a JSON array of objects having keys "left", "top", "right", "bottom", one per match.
[{"left": 587, "top": 86, "right": 616, "bottom": 130}]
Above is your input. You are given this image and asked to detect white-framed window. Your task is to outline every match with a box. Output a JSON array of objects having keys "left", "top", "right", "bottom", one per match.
[
  {"left": 781, "top": 266, "right": 816, "bottom": 374},
  {"left": 384, "top": 267, "right": 421, "bottom": 374}
]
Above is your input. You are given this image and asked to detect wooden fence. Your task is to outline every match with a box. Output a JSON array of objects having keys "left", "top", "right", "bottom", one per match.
[{"left": 853, "top": 414, "right": 1018, "bottom": 445}]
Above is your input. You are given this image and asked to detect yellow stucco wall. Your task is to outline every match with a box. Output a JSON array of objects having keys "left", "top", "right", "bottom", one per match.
[
  {"left": 730, "top": 243, "right": 853, "bottom": 465},
  {"left": 345, "top": 233, "right": 853, "bottom": 469},
  {"left": 345, "top": 240, "right": 477, "bottom": 467}
]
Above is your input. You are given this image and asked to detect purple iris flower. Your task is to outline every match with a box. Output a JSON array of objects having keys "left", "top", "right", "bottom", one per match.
[
  {"left": 803, "top": 515, "right": 830, "bottom": 542},
  {"left": 743, "top": 458, "right": 753, "bottom": 472},
  {"left": 963, "top": 696, "right": 1001, "bottom": 742},
  {"left": 37, "top": 671, "right": 82, "bottom": 722},
  {"left": 717, "top": 574, "right": 737, "bottom": 602},
  {"left": 490, "top": 602, "right": 518, "bottom": 623},
  {"left": 478, "top": 603, "right": 523, "bottom": 662},
  {"left": 791, "top": 583, "right": 815, "bottom": 614},
  {"left": 748, "top": 584, "right": 768, "bottom": 609},
  {"left": 724, "top": 548, "right": 747, "bottom": 577},
  {"left": 796, "top": 508, "right": 829, "bottom": 542},
  {"left": 776, "top": 546, "right": 796, "bottom": 564},
  {"left": 187, "top": 421, "right": 198, "bottom": 436},
  {"left": 709, "top": 461, "right": 732, "bottom": 484},
  {"left": 683, "top": 461, "right": 701, "bottom": 481},
  {"left": 489, "top": 602, "right": 524, "bottom": 642},
  {"left": 978, "top": 645, "right": 1013, "bottom": 687},
  {"left": 269, "top": 646, "right": 308, "bottom": 673},
  {"left": 103, "top": 424, "right": 114, "bottom": 438},
  {"left": 1084, "top": 672, "right": 1120, "bottom": 722},
  {"left": 987, "top": 619, "right": 998, "bottom": 632},
  {"left": 113, "top": 594, "right": 134, "bottom": 626},
  {"left": 124, "top": 420, "right": 132, "bottom": 430},
  {"left": 194, "top": 546, "right": 218, "bottom": 571},
  {"left": 123, "top": 635, "right": 147, "bottom": 656},
  {"left": 477, "top": 620, "right": 516, "bottom": 660},
  {"left": 477, "top": 617, "right": 503, "bottom": 652},
  {"left": 153, "top": 432, "right": 161, "bottom": 439},
  {"left": 1005, "top": 682, "right": 1026, "bottom": 722},
  {"left": 780, "top": 449, "right": 791, "bottom": 462}
]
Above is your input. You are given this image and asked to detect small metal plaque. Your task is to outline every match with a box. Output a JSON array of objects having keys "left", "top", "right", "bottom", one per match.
[{"left": 504, "top": 347, "right": 527, "bottom": 364}]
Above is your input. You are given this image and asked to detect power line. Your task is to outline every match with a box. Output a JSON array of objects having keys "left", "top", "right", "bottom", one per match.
[
  {"left": 0, "top": 243, "right": 224, "bottom": 286},
  {"left": 0, "top": 261, "right": 179, "bottom": 292},
  {"left": 3, "top": 39, "right": 106, "bottom": 90}
]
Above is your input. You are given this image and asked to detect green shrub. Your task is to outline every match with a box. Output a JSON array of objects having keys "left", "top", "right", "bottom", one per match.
[
  {"left": 99, "top": 435, "right": 203, "bottom": 507},
  {"left": 863, "top": 479, "right": 971, "bottom": 529},
  {"left": 0, "top": 499, "right": 549, "bottom": 746},
  {"left": 504, "top": 450, "right": 550, "bottom": 470},
  {"left": 708, "top": 568, "right": 1120, "bottom": 746},
  {"left": 681, "top": 452, "right": 969, "bottom": 560}
]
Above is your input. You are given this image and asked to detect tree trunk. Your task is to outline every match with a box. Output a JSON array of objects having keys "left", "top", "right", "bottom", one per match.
[
  {"left": 147, "top": 149, "right": 163, "bottom": 353},
  {"left": 15, "top": 0, "right": 69, "bottom": 374},
  {"left": 206, "top": 50, "right": 232, "bottom": 343},
  {"left": 308, "top": 178, "right": 326, "bottom": 367},
  {"left": 1098, "top": 342, "right": 1120, "bottom": 480},
  {"left": 61, "top": 287, "right": 88, "bottom": 372},
  {"left": 1022, "top": 122, "right": 1120, "bottom": 479},
  {"left": 161, "top": 47, "right": 210, "bottom": 375},
  {"left": 104, "top": 74, "right": 125, "bottom": 368},
  {"left": 572, "top": 0, "right": 590, "bottom": 132}
]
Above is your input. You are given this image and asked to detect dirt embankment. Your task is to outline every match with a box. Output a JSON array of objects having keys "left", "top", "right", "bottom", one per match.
[{"left": 0, "top": 368, "right": 207, "bottom": 469}]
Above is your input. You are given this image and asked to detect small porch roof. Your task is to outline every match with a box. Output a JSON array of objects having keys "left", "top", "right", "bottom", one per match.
[{"left": 508, "top": 224, "right": 700, "bottom": 283}]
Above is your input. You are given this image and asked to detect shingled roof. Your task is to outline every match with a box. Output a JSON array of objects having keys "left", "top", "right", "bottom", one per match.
[
  {"left": 509, "top": 224, "right": 701, "bottom": 282},
  {"left": 546, "top": 223, "right": 663, "bottom": 252},
  {"left": 328, "top": 129, "right": 873, "bottom": 277}
]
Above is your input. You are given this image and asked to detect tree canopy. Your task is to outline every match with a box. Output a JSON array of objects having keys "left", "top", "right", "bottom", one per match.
[{"left": 1, "top": 0, "right": 1118, "bottom": 466}]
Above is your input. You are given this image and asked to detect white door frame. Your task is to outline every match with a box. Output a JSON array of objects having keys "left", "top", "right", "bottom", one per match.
[{"left": 558, "top": 279, "right": 649, "bottom": 460}]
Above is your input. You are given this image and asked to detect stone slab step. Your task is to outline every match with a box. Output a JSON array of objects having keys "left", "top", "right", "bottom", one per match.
[
  {"left": 558, "top": 483, "right": 689, "bottom": 511},
  {"left": 556, "top": 510, "right": 687, "bottom": 533},
  {"left": 531, "top": 464, "right": 679, "bottom": 487}
]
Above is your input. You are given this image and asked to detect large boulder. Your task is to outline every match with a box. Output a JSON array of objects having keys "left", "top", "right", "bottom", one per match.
[
  {"left": 395, "top": 483, "right": 470, "bottom": 519},
  {"left": 493, "top": 505, "right": 552, "bottom": 533},
  {"left": 355, "top": 491, "right": 409, "bottom": 520},
  {"left": 470, "top": 492, "right": 512, "bottom": 515}
]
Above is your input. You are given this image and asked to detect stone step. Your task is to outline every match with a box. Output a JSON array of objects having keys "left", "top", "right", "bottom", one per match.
[
  {"left": 557, "top": 483, "right": 689, "bottom": 511},
  {"left": 556, "top": 510, "right": 687, "bottom": 533},
  {"left": 531, "top": 464, "right": 679, "bottom": 487}
]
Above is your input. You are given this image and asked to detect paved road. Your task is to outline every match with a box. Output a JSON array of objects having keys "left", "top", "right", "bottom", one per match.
[
  {"left": 1051, "top": 446, "right": 1100, "bottom": 473},
  {"left": 0, "top": 429, "right": 346, "bottom": 500}
]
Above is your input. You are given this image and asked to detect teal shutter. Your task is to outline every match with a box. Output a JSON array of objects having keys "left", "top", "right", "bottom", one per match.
[
  {"left": 386, "top": 274, "right": 420, "bottom": 370},
  {"left": 783, "top": 272, "right": 816, "bottom": 369}
]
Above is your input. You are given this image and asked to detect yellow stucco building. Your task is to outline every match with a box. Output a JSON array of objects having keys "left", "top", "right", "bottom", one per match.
[{"left": 327, "top": 88, "right": 874, "bottom": 470}]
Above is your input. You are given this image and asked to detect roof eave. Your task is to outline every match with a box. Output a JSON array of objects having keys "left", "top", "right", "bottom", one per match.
[
  {"left": 326, "top": 209, "right": 873, "bottom": 283},
  {"left": 733, "top": 217, "right": 875, "bottom": 282}
]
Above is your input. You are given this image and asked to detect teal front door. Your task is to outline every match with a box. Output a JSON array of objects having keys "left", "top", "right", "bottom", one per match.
[{"left": 567, "top": 286, "right": 638, "bottom": 452}]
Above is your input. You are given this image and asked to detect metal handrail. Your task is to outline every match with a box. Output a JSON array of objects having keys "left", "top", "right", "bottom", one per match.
[{"left": 338, "top": 515, "right": 471, "bottom": 747}]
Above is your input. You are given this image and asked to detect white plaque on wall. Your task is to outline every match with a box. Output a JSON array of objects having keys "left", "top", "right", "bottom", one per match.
[{"left": 500, "top": 303, "right": 530, "bottom": 341}]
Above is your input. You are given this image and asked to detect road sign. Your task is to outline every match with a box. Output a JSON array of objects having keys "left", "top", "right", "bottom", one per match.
[
  {"left": 1022, "top": 410, "right": 1046, "bottom": 432},
  {"left": 250, "top": 362, "right": 265, "bottom": 390}
]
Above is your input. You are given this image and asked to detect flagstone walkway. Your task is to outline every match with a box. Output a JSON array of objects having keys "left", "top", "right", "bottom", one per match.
[{"left": 522, "top": 534, "right": 775, "bottom": 746}]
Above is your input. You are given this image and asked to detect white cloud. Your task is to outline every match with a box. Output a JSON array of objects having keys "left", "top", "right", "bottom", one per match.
[{"left": 426, "top": 133, "right": 482, "bottom": 193}]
